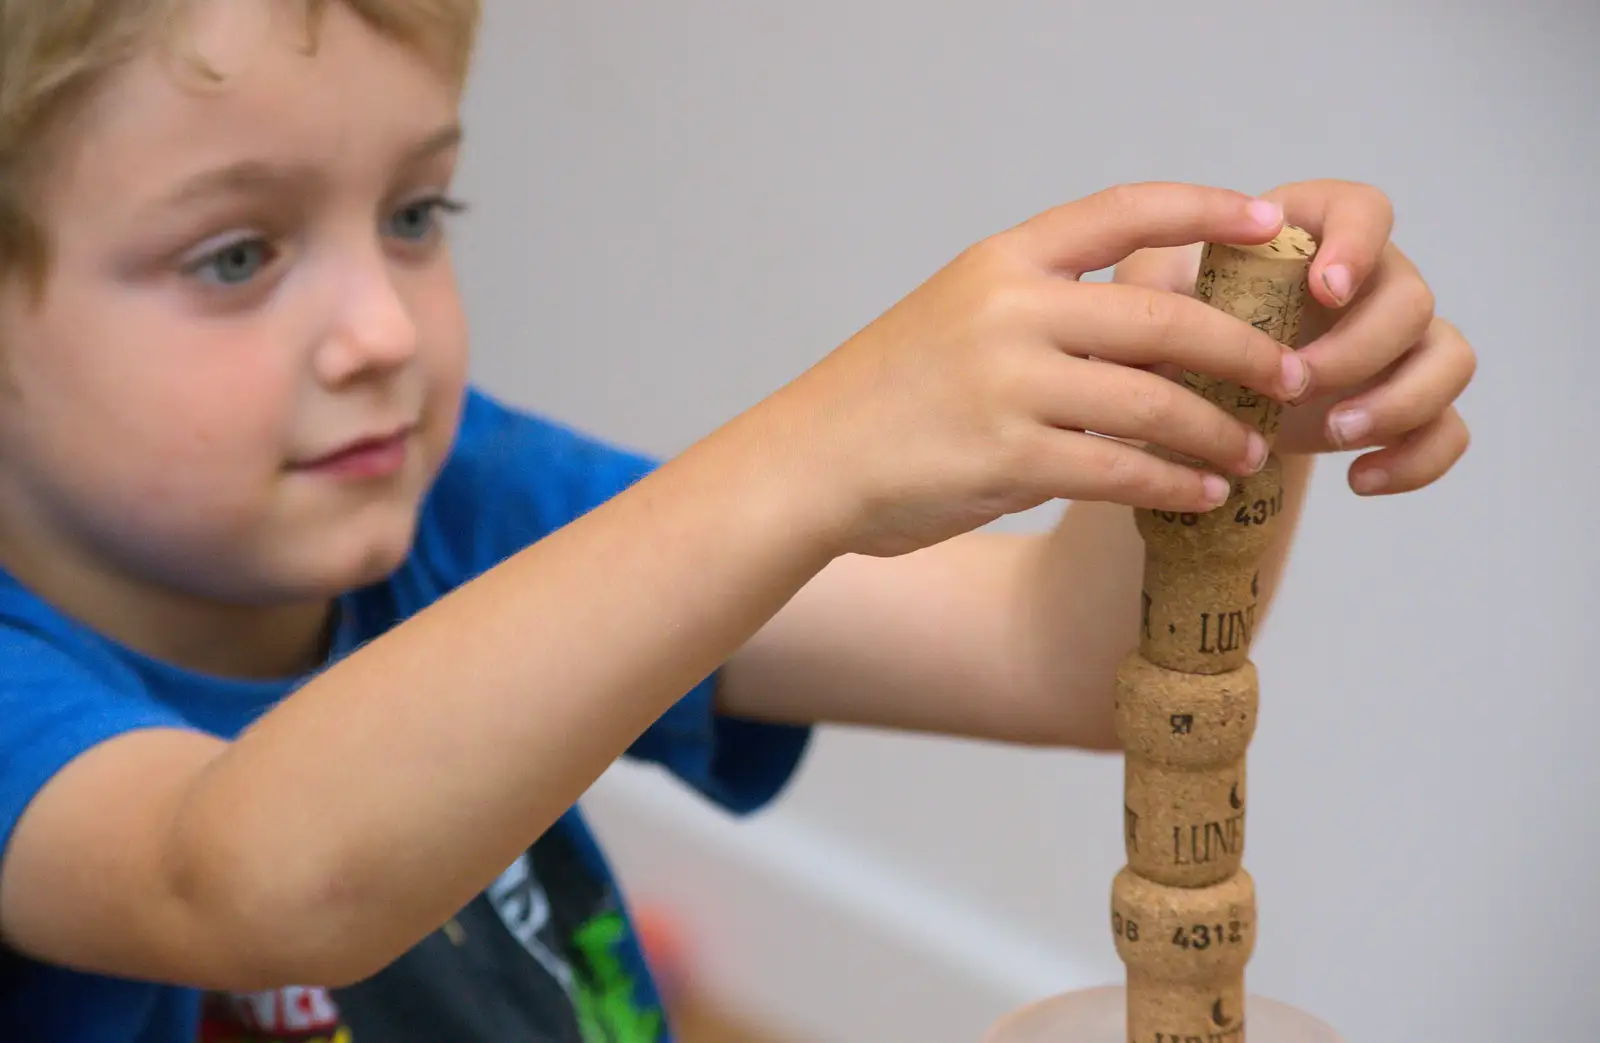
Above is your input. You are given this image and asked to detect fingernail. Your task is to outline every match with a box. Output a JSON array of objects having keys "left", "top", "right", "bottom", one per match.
[
  {"left": 1328, "top": 408, "right": 1372, "bottom": 448},
  {"left": 1247, "top": 199, "right": 1283, "bottom": 229},
  {"left": 1281, "top": 353, "right": 1310, "bottom": 399},
  {"left": 1351, "top": 468, "right": 1387, "bottom": 495},
  {"left": 1322, "top": 264, "right": 1353, "bottom": 304},
  {"left": 1202, "top": 474, "right": 1232, "bottom": 507},
  {"left": 1242, "top": 432, "right": 1268, "bottom": 474}
]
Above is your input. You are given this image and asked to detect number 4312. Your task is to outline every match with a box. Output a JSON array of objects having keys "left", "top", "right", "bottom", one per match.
[{"left": 1170, "top": 922, "right": 1246, "bottom": 949}]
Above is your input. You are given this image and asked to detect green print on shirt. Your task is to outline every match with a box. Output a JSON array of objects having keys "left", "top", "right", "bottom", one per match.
[{"left": 570, "top": 911, "right": 665, "bottom": 1043}]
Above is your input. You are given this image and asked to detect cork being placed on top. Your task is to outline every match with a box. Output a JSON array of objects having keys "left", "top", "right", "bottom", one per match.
[
  {"left": 1191, "top": 224, "right": 1318, "bottom": 344},
  {"left": 1183, "top": 223, "right": 1319, "bottom": 446}
]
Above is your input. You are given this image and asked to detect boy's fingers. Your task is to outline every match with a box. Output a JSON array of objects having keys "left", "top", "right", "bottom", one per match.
[
  {"left": 1010, "top": 182, "right": 1284, "bottom": 277},
  {"left": 1348, "top": 407, "right": 1470, "bottom": 496},
  {"left": 1055, "top": 281, "right": 1303, "bottom": 400},
  {"left": 1030, "top": 429, "right": 1232, "bottom": 514},
  {"left": 1032, "top": 358, "right": 1266, "bottom": 478},
  {"left": 1323, "top": 317, "right": 1477, "bottom": 451},
  {"left": 1294, "top": 249, "right": 1435, "bottom": 392},
  {"left": 1262, "top": 179, "right": 1395, "bottom": 308}
]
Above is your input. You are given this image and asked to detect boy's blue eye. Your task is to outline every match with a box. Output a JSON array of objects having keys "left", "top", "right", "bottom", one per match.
[
  {"left": 193, "top": 239, "right": 270, "bottom": 286},
  {"left": 386, "top": 197, "right": 464, "bottom": 242}
]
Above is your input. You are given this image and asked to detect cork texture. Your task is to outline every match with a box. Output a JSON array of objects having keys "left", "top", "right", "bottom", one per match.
[
  {"left": 1124, "top": 759, "right": 1246, "bottom": 887},
  {"left": 1113, "top": 654, "right": 1258, "bottom": 769},
  {"left": 1137, "top": 455, "right": 1285, "bottom": 675},
  {"left": 1111, "top": 867, "right": 1256, "bottom": 980},
  {"left": 1126, "top": 971, "right": 1248, "bottom": 1043},
  {"left": 1139, "top": 556, "right": 1262, "bottom": 674}
]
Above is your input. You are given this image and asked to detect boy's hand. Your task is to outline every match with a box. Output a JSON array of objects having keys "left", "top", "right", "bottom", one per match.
[
  {"left": 779, "top": 182, "right": 1308, "bottom": 558},
  {"left": 1113, "top": 179, "right": 1476, "bottom": 497}
]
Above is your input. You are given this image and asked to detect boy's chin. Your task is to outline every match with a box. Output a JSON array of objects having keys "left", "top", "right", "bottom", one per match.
[
  {"left": 261, "top": 516, "right": 421, "bottom": 599},
  {"left": 325, "top": 526, "right": 419, "bottom": 592}
]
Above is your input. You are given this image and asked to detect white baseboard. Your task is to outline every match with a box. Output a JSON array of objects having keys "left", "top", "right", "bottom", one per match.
[{"left": 581, "top": 762, "right": 1108, "bottom": 1042}]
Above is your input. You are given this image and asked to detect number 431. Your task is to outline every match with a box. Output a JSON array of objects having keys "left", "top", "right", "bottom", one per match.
[{"left": 1171, "top": 922, "right": 1246, "bottom": 949}]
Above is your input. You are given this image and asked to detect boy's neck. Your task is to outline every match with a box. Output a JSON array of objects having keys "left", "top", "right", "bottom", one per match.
[{"left": 0, "top": 517, "right": 334, "bottom": 681}]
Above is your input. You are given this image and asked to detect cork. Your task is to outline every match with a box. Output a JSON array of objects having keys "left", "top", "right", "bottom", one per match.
[
  {"left": 1107, "top": 224, "right": 1316, "bottom": 1042},
  {"left": 1135, "top": 455, "right": 1286, "bottom": 561},
  {"left": 1113, "top": 655, "right": 1259, "bottom": 770},
  {"left": 1111, "top": 867, "right": 1256, "bottom": 981},
  {"left": 1116, "top": 655, "right": 1257, "bottom": 886},
  {"left": 1182, "top": 225, "right": 1319, "bottom": 445},
  {"left": 981, "top": 987, "right": 1347, "bottom": 1043},
  {"left": 1127, "top": 971, "right": 1248, "bottom": 1043},
  {"left": 1124, "top": 759, "right": 1246, "bottom": 887},
  {"left": 1138, "top": 457, "right": 1285, "bottom": 675},
  {"left": 1139, "top": 554, "right": 1263, "bottom": 675},
  {"left": 1113, "top": 868, "right": 1255, "bottom": 1043}
]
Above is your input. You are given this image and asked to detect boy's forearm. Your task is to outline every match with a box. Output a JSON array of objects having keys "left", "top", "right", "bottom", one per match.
[
  {"left": 166, "top": 407, "right": 841, "bottom": 986},
  {"left": 721, "top": 454, "right": 1314, "bottom": 750}
]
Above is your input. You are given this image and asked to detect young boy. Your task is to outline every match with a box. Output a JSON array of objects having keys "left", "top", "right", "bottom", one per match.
[{"left": 0, "top": 1, "right": 1475, "bottom": 1040}]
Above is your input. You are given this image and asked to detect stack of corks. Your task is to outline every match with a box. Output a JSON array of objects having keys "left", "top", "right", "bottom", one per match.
[{"left": 1110, "top": 225, "right": 1318, "bottom": 1042}]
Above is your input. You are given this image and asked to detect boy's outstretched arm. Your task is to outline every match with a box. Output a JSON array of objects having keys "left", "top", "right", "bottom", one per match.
[{"left": 720, "top": 179, "right": 1475, "bottom": 748}]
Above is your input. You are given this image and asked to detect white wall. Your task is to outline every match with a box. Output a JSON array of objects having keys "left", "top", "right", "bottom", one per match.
[{"left": 452, "top": 3, "right": 1599, "bottom": 1039}]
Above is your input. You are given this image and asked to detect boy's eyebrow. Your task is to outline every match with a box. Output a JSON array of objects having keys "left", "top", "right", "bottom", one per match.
[{"left": 155, "top": 122, "right": 464, "bottom": 209}]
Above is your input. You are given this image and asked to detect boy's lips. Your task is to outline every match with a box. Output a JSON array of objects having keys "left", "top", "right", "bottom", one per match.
[{"left": 291, "top": 426, "right": 414, "bottom": 479}]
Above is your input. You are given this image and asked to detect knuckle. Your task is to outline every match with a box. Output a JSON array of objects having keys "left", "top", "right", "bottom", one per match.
[
  {"left": 1236, "top": 324, "right": 1274, "bottom": 381},
  {"left": 1406, "top": 277, "right": 1437, "bottom": 328},
  {"left": 957, "top": 234, "right": 1026, "bottom": 284},
  {"left": 1448, "top": 409, "right": 1472, "bottom": 456},
  {"left": 982, "top": 344, "right": 1040, "bottom": 407},
  {"left": 1017, "top": 424, "right": 1065, "bottom": 487},
  {"left": 977, "top": 278, "right": 1043, "bottom": 330},
  {"left": 1353, "top": 180, "right": 1395, "bottom": 220},
  {"left": 955, "top": 236, "right": 1005, "bottom": 277},
  {"left": 1096, "top": 438, "right": 1144, "bottom": 492},
  {"left": 1150, "top": 461, "right": 1200, "bottom": 509},
  {"left": 1377, "top": 387, "right": 1422, "bottom": 432},
  {"left": 1098, "top": 183, "right": 1143, "bottom": 224},
  {"left": 1099, "top": 443, "right": 1194, "bottom": 509},
  {"left": 1132, "top": 288, "right": 1177, "bottom": 340},
  {"left": 1127, "top": 377, "right": 1176, "bottom": 428},
  {"left": 1435, "top": 316, "right": 1478, "bottom": 381},
  {"left": 1460, "top": 341, "right": 1478, "bottom": 384}
]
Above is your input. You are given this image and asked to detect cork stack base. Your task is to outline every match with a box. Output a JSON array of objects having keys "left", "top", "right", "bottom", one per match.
[{"left": 981, "top": 987, "right": 1345, "bottom": 1043}]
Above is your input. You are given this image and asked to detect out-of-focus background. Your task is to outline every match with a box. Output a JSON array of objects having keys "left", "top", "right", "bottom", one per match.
[{"left": 451, "top": 3, "right": 1597, "bottom": 1039}]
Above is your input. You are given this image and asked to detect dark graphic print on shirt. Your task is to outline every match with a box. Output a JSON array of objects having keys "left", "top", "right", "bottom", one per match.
[{"left": 197, "top": 826, "right": 666, "bottom": 1042}]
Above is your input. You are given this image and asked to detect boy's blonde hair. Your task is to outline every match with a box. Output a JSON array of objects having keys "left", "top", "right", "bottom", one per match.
[{"left": 0, "top": 0, "right": 482, "bottom": 292}]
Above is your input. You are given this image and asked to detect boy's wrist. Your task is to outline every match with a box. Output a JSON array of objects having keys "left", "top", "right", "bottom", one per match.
[{"left": 677, "top": 392, "right": 859, "bottom": 570}]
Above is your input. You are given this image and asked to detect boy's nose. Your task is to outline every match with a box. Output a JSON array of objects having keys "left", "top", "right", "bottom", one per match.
[{"left": 314, "top": 267, "right": 421, "bottom": 385}]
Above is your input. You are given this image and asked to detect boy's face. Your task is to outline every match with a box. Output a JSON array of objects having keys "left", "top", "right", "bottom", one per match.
[{"left": 0, "top": 0, "right": 470, "bottom": 608}]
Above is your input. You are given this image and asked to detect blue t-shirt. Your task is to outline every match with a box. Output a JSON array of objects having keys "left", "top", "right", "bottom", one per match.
[{"left": 0, "top": 387, "right": 811, "bottom": 1043}]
